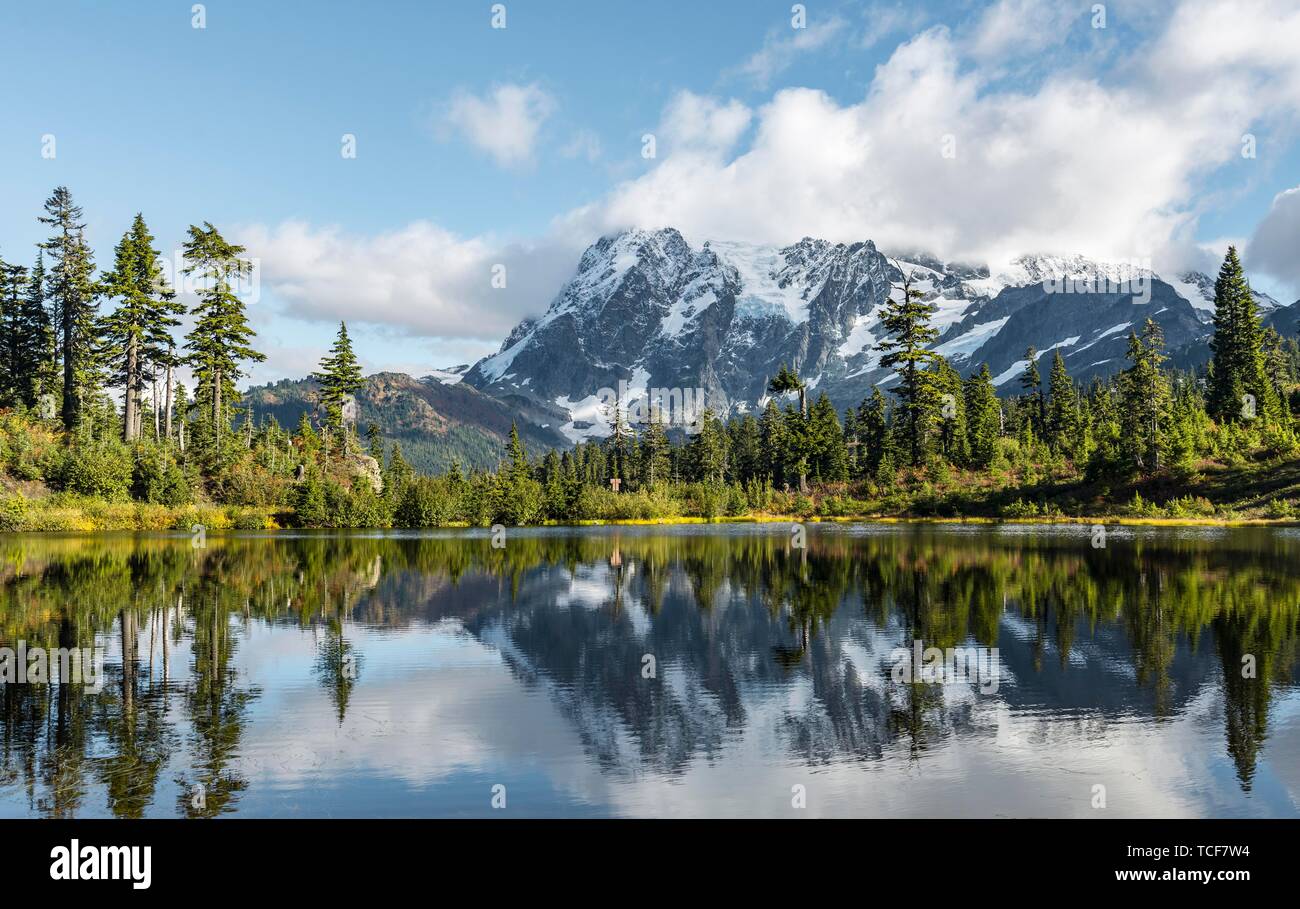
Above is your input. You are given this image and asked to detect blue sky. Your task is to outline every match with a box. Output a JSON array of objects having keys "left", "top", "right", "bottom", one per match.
[{"left": 2, "top": 0, "right": 1298, "bottom": 385}]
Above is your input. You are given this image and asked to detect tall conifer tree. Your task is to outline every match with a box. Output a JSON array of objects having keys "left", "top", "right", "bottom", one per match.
[
  {"left": 40, "top": 187, "right": 100, "bottom": 431},
  {"left": 964, "top": 365, "right": 1001, "bottom": 469},
  {"left": 1046, "top": 350, "right": 1079, "bottom": 457},
  {"left": 181, "top": 222, "right": 265, "bottom": 453},
  {"left": 313, "top": 321, "right": 366, "bottom": 451},
  {"left": 1208, "top": 246, "right": 1277, "bottom": 424},
  {"left": 102, "top": 214, "right": 179, "bottom": 441},
  {"left": 875, "top": 264, "right": 941, "bottom": 466}
]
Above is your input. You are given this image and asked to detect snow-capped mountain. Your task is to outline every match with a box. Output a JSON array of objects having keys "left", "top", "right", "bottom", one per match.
[
  {"left": 427, "top": 364, "right": 469, "bottom": 385},
  {"left": 461, "top": 228, "right": 1280, "bottom": 441}
]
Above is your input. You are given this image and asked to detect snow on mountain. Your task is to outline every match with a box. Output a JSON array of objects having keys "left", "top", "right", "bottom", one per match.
[
  {"left": 1165, "top": 270, "right": 1280, "bottom": 315},
  {"left": 426, "top": 364, "right": 469, "bottom": 385},
  {"left": 461, "top": 228, "right": 1282, "bottom": 438},
  {"left": 464, "top": 228, "right": 907, "bottom": 426}
]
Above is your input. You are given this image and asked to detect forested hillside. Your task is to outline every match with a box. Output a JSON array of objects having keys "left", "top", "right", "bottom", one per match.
[{"left": 243, "top": 371, "right": 568, "bottom": 474}]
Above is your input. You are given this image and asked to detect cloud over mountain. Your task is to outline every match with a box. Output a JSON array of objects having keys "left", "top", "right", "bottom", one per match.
[{"left": 245, "top": 0, "right": 1300, "bottom": 354}]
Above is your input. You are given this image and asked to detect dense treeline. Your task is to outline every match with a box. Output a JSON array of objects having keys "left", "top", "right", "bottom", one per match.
[
  {"left": 1, "top": 188, "right": 1298, "bottom": 528},
  {"left": 0, "top": 187, "right": 272, "bottom": 522}
]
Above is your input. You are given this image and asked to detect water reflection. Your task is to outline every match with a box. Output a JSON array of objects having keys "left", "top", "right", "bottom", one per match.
[{"left": 0, "top": 525, "right": 1297, "bottom": 817}]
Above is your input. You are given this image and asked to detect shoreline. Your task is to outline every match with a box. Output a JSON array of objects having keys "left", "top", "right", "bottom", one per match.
[
  {"left": 2, "top": 508, "right": 1295, "bottom": 534},
  {"left": 562, "top": 514, "right": 1299, "bottom": 528}
]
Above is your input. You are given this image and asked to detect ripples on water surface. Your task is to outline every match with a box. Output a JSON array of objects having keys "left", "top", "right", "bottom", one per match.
[{"left": 0, "top": 523, "right": 1297, "bottom": 818}]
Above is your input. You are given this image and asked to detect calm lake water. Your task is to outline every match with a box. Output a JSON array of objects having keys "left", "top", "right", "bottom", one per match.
[{"left": 1, "top": 523, "right": 1297, "bottom": 818}]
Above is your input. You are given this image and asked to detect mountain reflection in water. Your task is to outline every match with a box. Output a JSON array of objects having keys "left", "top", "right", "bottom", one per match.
[{"left": 1, "top": 524, "right": 1297, "bottom": 818}]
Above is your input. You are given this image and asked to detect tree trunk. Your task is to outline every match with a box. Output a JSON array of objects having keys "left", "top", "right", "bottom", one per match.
[
  {"left": 213, "top": 366, "right": 222, "bottom": 446},
  {"left": 124, "top": 335, "right": 138, "bottom": 441},
  {"left": 61, "top": 266, "right": 77, "bottom": 432},
  {"left": 798, "top": 385, "right": 809, "bottom": 493},
  {"left": 164, "top": 362, "right": 174, "bottom": 443}
]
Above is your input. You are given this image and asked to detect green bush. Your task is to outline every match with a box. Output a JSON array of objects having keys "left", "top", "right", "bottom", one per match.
[
  {"left": 1001, "top": 498, "right": 1040, "bottom": 518},
  {"left": 54, "top": 443, "right": 132, "bottom": 501},
  {"left": 132, "top": 449, "right": 193, "bottom": 506},
  {"left": 343, "top": 480, "right": 391, "bottom": 528},
  {"left": 1265, "top": 498, "right": 1295, "bottom": 519},
  {"left": 395, "top": 478, "right": 445, "bottom": 527},
  {"left": 1163, "top": 495, "right": 1216, "bottom": 518},
  {"left": 220, "top": 460, "right": 291, "bottom": 507},
  {"left": 684, "top": 483, "right": 725, "bottom": 519},
  {"left": 724, "top": 484, "right": 748, "bottom": 517},
  {"left": 491, "top": 476, "right": 545, "bottom": 525},
  {"left": 291, "top": 475, "right": 333, "bottom": 527},
  {"left": 0, "top": 495, "right": 28, "bottom": 531}
]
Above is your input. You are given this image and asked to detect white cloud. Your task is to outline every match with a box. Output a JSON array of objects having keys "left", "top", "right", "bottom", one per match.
[
  {"left": 730, "top": 16, "right": 845, "bottom": 88},
  {"left": 967, "top": 0, "right": 1078, "bottom": 60},
  {"left": 860, "top": 2, "right": 927, "bottom": 49},
  {"left": 657, "top": 91, "right": 752, "bottom": 156},
  {"left": 573, "top": 2, "right": 1300, "bottom": 275},
  {"left": 1247, "top": 185, "right": 1300, "bottom": 296},
  {"left": 248, "top": 0, "right": 1300, "bottom": 364},
  {"left": 444, "top": 83, "right": 556, "bottom": 168},
  {"left": 236, "top": 220, "right": 582, "bottom": 341}
]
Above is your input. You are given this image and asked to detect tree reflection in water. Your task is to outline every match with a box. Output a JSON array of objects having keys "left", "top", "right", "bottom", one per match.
[{"left": 0, "top": 525, "right": 1295, "bottom": 816}]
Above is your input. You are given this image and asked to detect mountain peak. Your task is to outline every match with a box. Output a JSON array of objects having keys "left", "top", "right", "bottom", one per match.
[{"left": 460, "top": 230, "right": 1285, "bottom": 444}]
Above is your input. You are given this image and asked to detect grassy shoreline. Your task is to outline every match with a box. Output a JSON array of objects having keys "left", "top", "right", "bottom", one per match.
[
  {"left": 5, "top": 453, "right": 1298, "bottom": 532},
  {"left": 2, "top": 500, "right": 1295, "bottom": 533},
  {"left": 564, "top": 513, "right": 1297, "bottom": 527}
]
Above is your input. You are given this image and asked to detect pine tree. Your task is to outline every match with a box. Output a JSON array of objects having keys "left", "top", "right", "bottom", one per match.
[
  {"left": 964, "top": 365, "right": 1001, "bottom": 469},
  {"left": 1119, "top": 319, "right": 1171, "bottom": 474},
  {"left": 1019, "top": 346, "right": 1046, "bottom": 436},
  {"left": 808, "top": 392, "right": 848, "bottom": 481},
  {"left": 384, "top": 439, "right": 414, "bottom": 497},
  {"left": 842, "top": 407, "right": 860, "bottom": 474},
  {"left": 504, "top": 422, "right": 529, "bottom": 482},
  {"left": 934, "top": 358, "right": 969, "bottom": 466},
  {"left": 688, "top": 409, "right": 728, "bottom": 484},
  {"left": 875, "top": 264, "right": 941, "bottom": 466},
  {"left": 40, "top": 187, "right": 100, "bottom": 431},
  {"left": 101, "top": 214, "right": 179, "bottom": 441},
  {"left": 767, "top": 363, "right": 809, "bottom": 490},
  {"left": 606, "top": 414, "right": 635, "bottom": 487},
  {"left": 783, "top": 403, "right": 811, "bottom": 491},
  {"left": 542, "top": 449, "right": 567, "bottom": 517},
  {"left": 1046, "top": 350, "right": 1079, "bottom": 457},
  {"left": 767, "top": 362, "right": 807, "bottom": 414},
  {"left": 1208, "top": 246, "right": 1278, "bottom": 425},
  {"left": 181, "top": 222, "right": 265, "bottom": 454},
  {"left": 0, "top": 259, "right": 27, "bottom": 406},
  {"left": 758, "top": 398, "right": 788, "bottom": 486},
  {"left": 313, "top": 321, "right": 366, "bottom": 451},
  {"left": 857, "top": 387, "right": 888, "bottom": 477},
  {"left": 23, "top": 251, "right": 58, "bottom": 413},
  {"left": 728, "top": 413, "right": 763, "bottom": 483},
  {"left": 639, "top": 419, "right": 670, "bottom": 487}
]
